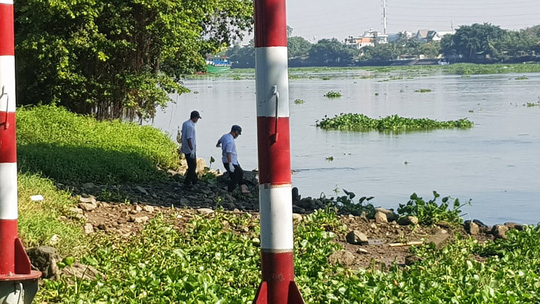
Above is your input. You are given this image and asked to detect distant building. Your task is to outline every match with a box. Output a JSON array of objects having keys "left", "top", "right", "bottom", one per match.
[
  {"left": 415, "top": 29, "right": 455, "bottom": 42},
  {"left": 344, "top": 29, "right": 388, "bottom": 48}
]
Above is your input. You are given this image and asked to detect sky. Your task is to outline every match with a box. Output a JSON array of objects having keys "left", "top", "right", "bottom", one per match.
[{"left": 280, "top": 0, "right": 540, "bottom": 41}]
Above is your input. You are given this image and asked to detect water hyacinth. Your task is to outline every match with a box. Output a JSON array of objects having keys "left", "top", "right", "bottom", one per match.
[{"left": 316, "top": 113, "right": 474, "bottom": 132}]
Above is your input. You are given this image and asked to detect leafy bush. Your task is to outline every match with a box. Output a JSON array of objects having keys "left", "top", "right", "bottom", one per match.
[
  {"left": 326, "top": 190, "right": 376, "bottom": 217},
  {"left": 397, "top": 191, "right": 469, "bottom": 226}
]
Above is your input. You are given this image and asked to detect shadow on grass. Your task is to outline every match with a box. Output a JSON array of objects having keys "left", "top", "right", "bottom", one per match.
[{"left": 18, "top": 143, "right": 169, "bottom": 184}]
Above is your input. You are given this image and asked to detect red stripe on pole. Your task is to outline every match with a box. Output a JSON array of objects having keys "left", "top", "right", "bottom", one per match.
[
  {"left": 0, "top": 111, "right": 16, "bottom": 163},
  {"left": 0, "top": 219, "right": 17, "bottom": 275},
  {"left": 0, "top": 4, "right": 15, "bottom": 56},
  {"left": 254, "top": 0, "right": 287, "bottom": 47},
  {"left": 257, "top": 116, "right": 291, "bottom": 185},
  {"left": 254, "top": 251, "right": 296, "bottom": 303}
]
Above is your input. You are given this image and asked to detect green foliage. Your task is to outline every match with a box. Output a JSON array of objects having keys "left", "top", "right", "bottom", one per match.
[
  {"left": 316, "top": 113, "right": 474, "bottom": 132},
  {"left": 442, "top": 23, "right": 506, "bottom": 61},
  {"left": 17, "top": 105, "right": 179, "bottom": 183},
  {"left": 324, "top": 91, "right": 342, "bottom": 98},
  {"left": 327, "top": 190, "right": 376, "bottom": 217},
  {"left": 14, "top": 0, "right": 253, "bottom": 120},
  {"left": 414, "top": 88, "right": 432, "bottom": 93},
  {"left": 288, "top": 36, "right": 313, "bottom": 60},
  {"left": 294, "top": 99, "right": 305, "bottom": 104},
  {"left": 36, "top": 206, "right": 540, "bottom": 302},
  {"left": 397, "top": 191, "right": 469, "bottom": 226}
]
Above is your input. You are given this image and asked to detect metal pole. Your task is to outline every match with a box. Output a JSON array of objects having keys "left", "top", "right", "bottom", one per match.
[
  {"left": 0, "top": 1, "right": 41, "bottom": 302},
  {"left": 253, "top": 0, "right": 304, "bottom": 303}
]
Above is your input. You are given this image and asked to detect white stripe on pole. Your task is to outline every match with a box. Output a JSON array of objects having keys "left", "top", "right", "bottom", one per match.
[
  {"left": 259, "top": 185, "right": 293, "bottom": 250},
  {"left": 0, "top": 0, "right": 13, "bottom": 4},
  {"left": 0, "top": 56, "right": 16, "bottom": 112},
  {"left": 255, "top": 47, "right": 289, "bottom": 117},
  {"left": 0, "top": 163, "right": 18, "bottom": 220}
]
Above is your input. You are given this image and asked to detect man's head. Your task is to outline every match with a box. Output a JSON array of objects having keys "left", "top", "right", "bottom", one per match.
[
  {"left": 190, "top": 110, "right": 202, "bottom": 122},
  {"left": 231, "top": 125, "right": 242, "bottom": 138}
]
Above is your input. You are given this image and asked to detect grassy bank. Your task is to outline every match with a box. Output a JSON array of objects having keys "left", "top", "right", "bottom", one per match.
[
  {"left": 17, "top": 105, "right": 179, "bottom": 184},
  {"left": 15, "top": 105, "right": 540, "bottom": 303}
]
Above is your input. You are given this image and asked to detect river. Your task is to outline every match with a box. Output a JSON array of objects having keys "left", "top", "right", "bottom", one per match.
[{"left": 149, "top": 68, "right": 540, "bottom": 225}]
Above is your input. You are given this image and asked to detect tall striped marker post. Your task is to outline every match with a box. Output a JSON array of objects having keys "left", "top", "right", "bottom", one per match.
[
  {"left": 0, "top": 0, "right": 42, "bottom": 302},
  {"left": 253, "top": 0, "right": 304, "bottom": 303}
]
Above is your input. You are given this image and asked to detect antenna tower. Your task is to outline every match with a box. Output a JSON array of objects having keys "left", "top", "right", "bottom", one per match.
[{"left": 382, "top": 0, "right": 387, "bottom": 34}]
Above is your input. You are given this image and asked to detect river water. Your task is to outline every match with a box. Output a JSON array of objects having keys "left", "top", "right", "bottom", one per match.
[{"left": 150, "top": 69, "right": 540, "bottom": 225}]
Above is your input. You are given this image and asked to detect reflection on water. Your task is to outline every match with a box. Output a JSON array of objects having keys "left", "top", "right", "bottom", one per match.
[{"left": 151, "top": 71, "right": 540, "bottom": 225}]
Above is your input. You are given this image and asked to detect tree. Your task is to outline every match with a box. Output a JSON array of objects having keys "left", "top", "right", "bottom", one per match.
[
  {"left": 288, "top": 36, "right": 312, "bottom": 60},
  {"left": 226, "top": 42, "right": 255, "bottom": 68},
  {"left": 449, "top": 23, "right": 506, "bottom": 62},
  {"left": 308, "top": 38, "right": 356, "bottom": 66},
  {"left": 15, "top": 0, "right": 253, "bottom": 120}
]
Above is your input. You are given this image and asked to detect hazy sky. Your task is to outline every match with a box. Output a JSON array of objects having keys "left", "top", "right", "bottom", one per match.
[{"left": 282, "top": 0, "right": 540, "bottom": 41}]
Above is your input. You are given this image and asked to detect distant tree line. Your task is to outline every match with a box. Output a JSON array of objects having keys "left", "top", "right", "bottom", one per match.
[{"left": 228, "top": 23, "right": 540, "bottom": 68}]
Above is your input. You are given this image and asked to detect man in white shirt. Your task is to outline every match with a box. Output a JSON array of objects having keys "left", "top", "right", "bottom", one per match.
[
  {"left": 216, "top": 125, "right": 249, "bottom": 194},
  {"left": 181, "top": 110, "right": 201, "bottom": 186}
]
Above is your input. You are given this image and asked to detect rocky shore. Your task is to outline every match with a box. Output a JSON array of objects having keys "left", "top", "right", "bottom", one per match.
[{"left": 27, "top": 166, "right": 527, "bottom": 281}]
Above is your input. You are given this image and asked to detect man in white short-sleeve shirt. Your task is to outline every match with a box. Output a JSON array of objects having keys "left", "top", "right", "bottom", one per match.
[
  {"left": 181, "top": 110, "right": 201, "bottom": 186},
  {"left": 216, "top": 125, "right": 249, "bottom": 194}
]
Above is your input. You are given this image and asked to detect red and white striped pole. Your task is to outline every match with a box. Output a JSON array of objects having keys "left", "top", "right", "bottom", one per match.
[
  {"left": 253, "top": 0, "right": 304, "bottom": 303},
  {"left": 0, "top": 0, "right": 41, "bottom": 302}
]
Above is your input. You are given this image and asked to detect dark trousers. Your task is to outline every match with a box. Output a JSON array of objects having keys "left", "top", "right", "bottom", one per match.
[
  {"left": 184, "top": 153, "right": 198, "bottom": 185},
  {"left": 223, "top": 162, "right": 243, "bottom": 192}
]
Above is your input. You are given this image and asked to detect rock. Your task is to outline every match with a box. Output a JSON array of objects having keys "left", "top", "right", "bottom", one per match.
[
  {"left": 128, "top": 215, "right": 149, "bottom": 223},
  {"left": 356, "top": 248, "right": 369, "bottom": 254},
  {"left": 79, "top": 196, "right": 97, "bottom": 205},
  {"left": 27, "top": 246, "right": 60, "bottom": 279},
  {"left": 292, "top": 213, "right": 303, "bottom": 221},
  {"left": 374, "top": 211, "right": 388, "bottom": 224},
  {"left": 504, "top": 222, "right": 524, "bottom": 230},
  {"left": 143, "top": 206, "right": 155, "bottom": 213},
  {"left": 491, "top": 225, "right": 509, "bottom": 239},
  {"left": 328, "top": 250, "right": 356, "bottom": 266},
  {"left": 136, "top": 186, "right": 148, "bottom": 195},
  {"left": 78, "top": 196, "right": 98, "bottom": 211},
  {"left": 473, "top": 219, "right": 491, "bottom": 233},
  {"left": 61, "top": 263, "right": 100, "bottom": 281},
  {"left": 78, "top": 202, "right": 97, "bottom": 212},
  {"left": 426, "top": 229, "right": 450, "bottom": 249},
  {"left": 197, "top": 208, "right": 214, "bottom": 214},
  {"left": 346, "top": 230, "right": 369, "bottom": 245},
  {"left": 84, "top": 223, "right": 94, "bottom": 234},
  {"left": 464, "top": 220, "right": 480, "bottom": 235},
  {"left": 397, "top": 216, "right": 418, "bottom": 226},
  {"left": 375, "top": 208, "right": 397, "bottom": 222}
]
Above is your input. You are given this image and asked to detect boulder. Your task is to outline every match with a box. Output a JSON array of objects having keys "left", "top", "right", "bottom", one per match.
[
  {"left": 346, "top": 230, "right": 369, "bottom": 245},
  {"left": 27, "top": 246, "right": 60, "bottom": 279}
]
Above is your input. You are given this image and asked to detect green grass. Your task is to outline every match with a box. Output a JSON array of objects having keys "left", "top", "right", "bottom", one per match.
[
  {"left": 17, "top": 105, "right": 180, "bottom": 184},
  {"left": 316, "top": 113, "right": 474, "bottom": 132},
  {"left": 18, "top": 172, "right": 85, "bottom": 256}
]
